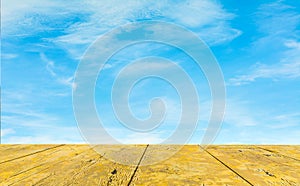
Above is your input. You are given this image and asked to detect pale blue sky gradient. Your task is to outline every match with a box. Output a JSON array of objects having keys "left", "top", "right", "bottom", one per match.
[{"left": 1, "top": 0, "right": 300, "bottom": 144}]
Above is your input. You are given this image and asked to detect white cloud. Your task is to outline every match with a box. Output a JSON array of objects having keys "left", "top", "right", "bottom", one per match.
[
  {"left": 3, "top": 131, "right": 84, "bottom": 144},
  {"left": 58, "top": 76, "right": 76, "bottom": 89},
  {"left": 1, "top": 128, "right": 15, "bottom": 137},
  {"left": 40, "top": 53, "right": 57, "bottom": 76},
  {"left": 2, "top": 100, "right": 84, "bottom": 143},
  {"left": 120, "top": 133, "right": 164, "bottom": 144},
  {"left": 115, "top": 60, "right": 177, "bottom": 77},
  {"left": 2, "top": 93, "right": 83, "bottom": 143},
  {"left": 2, "top": 0, "right": 240, "bottom": 59},
  {"left": 165, "top": 0, "right": 229, "bottom": 27},
  {"left": 255, "top": 1, "right": 300, "bottom": 35},
  {"left": 229, "top": 39, "right": 300, "bottom": 86},
  {"left": 1, "top": 0, "right": 86, "bottom": 35},
  {"left": 229, "top": 1, "right": 300, "bottom": 86},
  {"left": 2, "top": 115, "right": 56, "bottom": 128},
  {"left": 223, "top": 99, "right": 258, "bottom": 127},
  {"left": 285, "top": 40, "right": 300, "bottom": 48},
  {"left": 1, "top": 53, "right": 18, "bottom": 59},
  {"left": 55, "top": 0, "right": 240, "bottom": 59},
  {"left": 2, "top": 90, "right": 70, "bottom": 127},
  {"left": 40, "top": 53, "right": 76, "bottom": 88},
  {"left": 199, "top": 25, "right": 241, "bottom": 45},
  {"left": 268, "top": 113, "right": 300, "bottom": 129}
]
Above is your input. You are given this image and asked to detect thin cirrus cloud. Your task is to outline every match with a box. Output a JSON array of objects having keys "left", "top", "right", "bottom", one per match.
[
  {"left": 229, "top": 40, "right": 300, "bottom": 86},
  {"left": 2, "top": 0, "right": 241, "bottom": 59},
  {"left": 2, "top": 128, "right": 83, "bottom": 144},
  {"left": 1, "top": 128, "right": 15, "bottom": 138},
  {"left": 229, "top": 1, "right": 300, "bottom": 86},
  {"left": 40, "top": 53, "right": 76, "bottom": 89}
]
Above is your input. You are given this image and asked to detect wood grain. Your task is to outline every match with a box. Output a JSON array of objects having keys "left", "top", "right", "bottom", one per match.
[{"left": 0, "top": 145, "right": 299, "bottom": 186}]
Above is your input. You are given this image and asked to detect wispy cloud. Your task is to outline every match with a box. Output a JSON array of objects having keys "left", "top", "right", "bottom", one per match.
[
  {"left": 1, "top": 128, "right": 15, "bottom": 137},
  {"left": 1, "top": 53, "right": 18, "bottom": 59},
  {"left": 2, "top": 127, "right": 84, "bottom": 144},
  {"left": 267, "top": 112, "right": 300, "bottom": 129},
  {"left": 2, "top": 0, "right": 241, "bottom": 59},
  {"left": 229, "top": 1, "right": 300, "bottom": 86},
  {"left": 120, "top": 133, "right": 164, "bottom": 144},
  {"left": 223, "top": 99, "right": 258, "bottom": 127},
  {"left": 229, "top": 39, "right": 300, "bottom": 86},
  {"left": 2, "top": 93, "right": 83, "bottom": 143},
  {"left": 2, "top": 102, "right": 61, "bottom": 129},
  {"left": 40, "top": 53, "right": 57, "bottom": 76},
  {"left": 40, "top": 53, "right": 76, "bottom": 89},
  {"left": 254, "top": 1, "right": 300, "bottom": 36},
  {"left": 54, "top": 0, "right": 240, "bottom": 59},
  {"left": 1, "top": 87, "right": 83, "bottom": 143}
]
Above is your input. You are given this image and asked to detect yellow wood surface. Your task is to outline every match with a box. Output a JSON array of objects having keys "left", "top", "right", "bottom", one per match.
[{"left": 0, "top": 145, "right": 299, "bottom": 186}]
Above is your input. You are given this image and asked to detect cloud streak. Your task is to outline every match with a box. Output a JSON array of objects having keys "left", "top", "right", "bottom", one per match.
[
  {"left": 229, "top": 1, "right": 300, "bottom": 86},
  {"left": 40, "top": 53, "right": 76, "bottom": 89},
  {"left": 1, "top": 128, "right": 15, "bottom": 137},
  {"left": 2, "top": 0, "right": 241, "bottom": 59},
  {"left": 229, "top": 39, "right": 300, "bottom": 86}
]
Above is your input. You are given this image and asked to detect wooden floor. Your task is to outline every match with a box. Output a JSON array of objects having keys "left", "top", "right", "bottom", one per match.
[{"left": 0, "top": 145, "right": 299, "bottom": 185}]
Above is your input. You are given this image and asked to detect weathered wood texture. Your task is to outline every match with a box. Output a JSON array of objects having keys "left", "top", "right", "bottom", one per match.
[{"left": 0, "top": 145, "right": 299, "bottom": 185}]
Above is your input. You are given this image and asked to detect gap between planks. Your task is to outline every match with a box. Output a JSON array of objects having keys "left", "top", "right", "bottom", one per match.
[
  {"left": 6, "top": 147, "right": 96, "bottom": 185},
  {"left": 254, "top": 145, "right": 300, "bottom": 162},
  {"left": 127, "top": 144, "right": 149, "bottom": 186},
  {"left": 199, "top": 145, "right": 254, "bottom": 186},
  {"left": 0, "top": 144, "right": 66, "bottom": 165}
]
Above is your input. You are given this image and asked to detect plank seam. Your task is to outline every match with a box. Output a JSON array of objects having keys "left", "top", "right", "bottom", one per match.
[
  {"left": 32, "top": 174, "right": 52, "bottom": 186},
  {"left": 8, "top": 163, "right": 46, "bottom": 179},
  {"left": 127, "top": 144, "right": 149, "bottom": 186},
  {"left": 8, "top": 166, "right": 51, "bottom": 186},
  {"left": 199, "top": 145, "right": 254, "bottom": 186},
  {"left": 0, "top": 144, "right": 65, "bottom": 164},
  {"left": 254, "top": 146, "right": 300, "bottom": 162},
  {"left": 9, "top": 149, "right": 94, "bottom": 185}
]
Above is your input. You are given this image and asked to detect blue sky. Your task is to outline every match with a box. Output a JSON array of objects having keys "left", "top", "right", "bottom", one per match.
[{"left": 1, "top": 0, "right": 300, "bottom": 144}]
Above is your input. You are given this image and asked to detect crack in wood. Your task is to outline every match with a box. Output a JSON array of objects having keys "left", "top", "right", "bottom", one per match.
[
  {"left": 3, "top": 147, "right": 92, "bottom": 185},
  {"left": 199, "top": 145, "right": 254, "bottom": 186},
  {"left": 37, "top": 149, "right": 100, "bottom": 185},
  {"left": 127, "top": 144, "right": 149, "bottom": 186},
  {"left": 7, "top": 153, "right": 91, "bottom": 185},
  {"left": 0, "top": 144, "right": 65, "bottom": 165},
  {"left": 2, "top": 145, "right": 299, "bottom": 185},
  {"left": 255, "top": 146, "right": 300, "bottom": 162},
  {"left": 32, "top": 174, "right": 52, "bottom": 186},
  {"left": 6, "top": 157, "right": 75, "bottom": 185},
  {"left": 7, "top": 163, "right": 46, "bottom": 179},
  {"left": 239, "top": 147, "right": 289, "bottom": 167},
  {"left": 8, "top": 166, "right": 51, "bottom": 186}
]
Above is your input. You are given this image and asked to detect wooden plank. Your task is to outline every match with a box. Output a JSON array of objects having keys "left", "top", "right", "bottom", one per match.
[
  {"left": 206, "top": 145, "right": 300, "bottom": 185},
  {"left": 0, "top": 145, "right": 89, "bottom": 185},
  {"left": 0, "top": 145, "right": 19, "bottom": 151},
  {"left": 1, "top": 145, "right": 299, "bottom": 185},
  {"left": 14, "top": 146, "right": 102, "bottom": 186},
  {"left": 93, "top": 145, "right": 148, "bottom": 166},
  {"left": 60, "top": 145, "right": 147, "bottom": 185},
  {"left": 0, "top": 145, "right": 147, "bottom": 186},
  {"left": 0, "top": 145, "right": 64, "bottom": 164},
  {"left": 256, "top": 145, "right": 300, "bottom": 162},
  {"left": 131, "top": 145, "right": 249, "bottom": 185}
]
